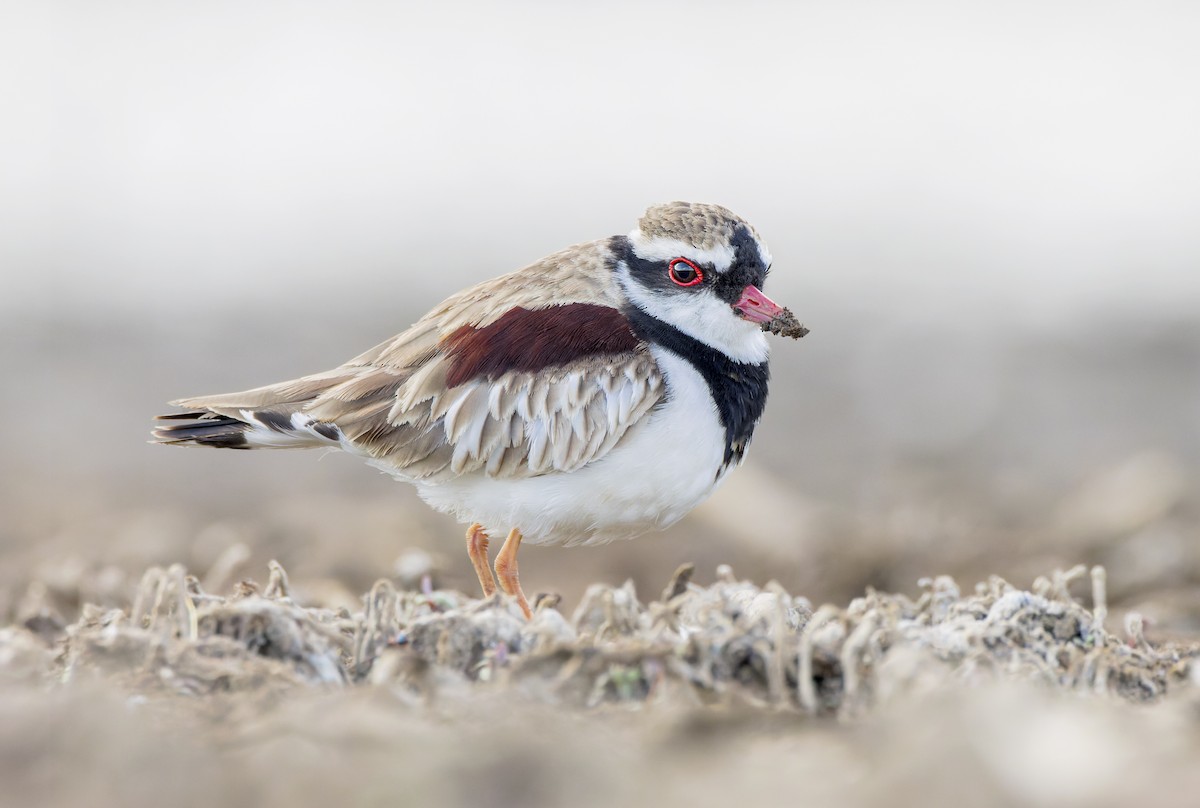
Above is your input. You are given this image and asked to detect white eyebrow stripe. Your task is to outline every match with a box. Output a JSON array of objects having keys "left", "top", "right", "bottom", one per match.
[
  {"left": 627, "top": 230, "right": 736, "bottom": 272},
  {"left": 756, "top": 240, "right": 773, "bottom": 269}
]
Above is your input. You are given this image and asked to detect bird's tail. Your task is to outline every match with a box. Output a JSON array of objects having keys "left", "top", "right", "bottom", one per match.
[
  {"left": 152, "top": 410, "right": 256, "bottom": 448},
  {"left": 152, "top": 405, "right": 346, "bottom": 449},
  {"left": 155, "top": 404, "right": 349, "bottom": 449},
  {"left": 152, "top": 373, "right": 356, "bottom": 450}
]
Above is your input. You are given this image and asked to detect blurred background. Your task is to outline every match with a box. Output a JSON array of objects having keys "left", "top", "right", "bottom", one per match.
[{"left": 2, "top": 0, "right": 1198, "bottom": 634}]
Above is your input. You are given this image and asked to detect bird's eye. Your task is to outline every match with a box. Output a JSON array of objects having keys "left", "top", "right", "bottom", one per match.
[{"left": 668, "top": 257, "right": 704, "bottom": 287}]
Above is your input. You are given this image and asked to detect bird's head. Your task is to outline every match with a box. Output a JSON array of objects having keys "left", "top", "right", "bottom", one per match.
[{"left": 617, "top": 201, "right": 806, "bottom": 364}]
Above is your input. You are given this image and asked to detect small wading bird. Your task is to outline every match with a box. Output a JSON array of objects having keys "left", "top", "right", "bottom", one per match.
[{"left": 155, "top": 202, "right": 807, "bottom": 618}]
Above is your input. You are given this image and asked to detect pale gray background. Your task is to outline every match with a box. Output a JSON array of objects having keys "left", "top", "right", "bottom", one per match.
[{"left": 2, "top": 0, "right": 1198, "bottom": 617}]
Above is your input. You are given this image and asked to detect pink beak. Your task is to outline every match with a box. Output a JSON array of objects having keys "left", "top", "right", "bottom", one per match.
[{"left": 732, "top": 285, "right": 786, "bottom": 325}]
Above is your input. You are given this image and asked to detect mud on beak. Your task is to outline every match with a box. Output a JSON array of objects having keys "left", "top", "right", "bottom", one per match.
[{"left": 732, "top": 285, "right": 809, "bottom": 339}]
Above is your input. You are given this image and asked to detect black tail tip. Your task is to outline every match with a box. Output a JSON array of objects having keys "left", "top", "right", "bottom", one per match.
[{"left": 152, "top": 411, "right": 250, "bottom": 449}]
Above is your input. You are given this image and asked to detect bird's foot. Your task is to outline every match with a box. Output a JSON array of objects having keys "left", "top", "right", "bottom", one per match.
[
  {"left": 465, "top": 523, "right": 497, "bottom": 597},
  {"left": 494, "top": 528, "right": 533, "bottom": 620}
]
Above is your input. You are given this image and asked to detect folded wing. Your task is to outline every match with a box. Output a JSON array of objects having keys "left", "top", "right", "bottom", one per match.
[{"left": 155, "top": 243, "right": 666, "bottom": 481}]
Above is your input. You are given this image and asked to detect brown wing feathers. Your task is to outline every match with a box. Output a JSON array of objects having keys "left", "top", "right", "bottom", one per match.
[
  {"left": 345, "top": 302, "right": 651, "bottom": 478},
  {"left": 155, "top": 298, "right": 657, "bottom": 481},
  {"left": 441, "top": 303, "right": 639, "bottom": 388}
]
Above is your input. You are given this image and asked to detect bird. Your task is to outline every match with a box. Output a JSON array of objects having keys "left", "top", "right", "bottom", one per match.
[{"left": 154, "top": 202, "right": 808, "bottom": 618}]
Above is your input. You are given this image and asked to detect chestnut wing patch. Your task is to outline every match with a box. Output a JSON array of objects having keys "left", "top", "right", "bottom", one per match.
[{"left": 441, "top": 303, "right": 640, "bottom": 389}]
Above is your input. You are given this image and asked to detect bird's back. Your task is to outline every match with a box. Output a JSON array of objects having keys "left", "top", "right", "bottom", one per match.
[{"left": 154, "top": 239, "right": 666, "bottom": 483}]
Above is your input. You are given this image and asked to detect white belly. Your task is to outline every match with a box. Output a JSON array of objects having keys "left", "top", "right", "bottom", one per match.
[{"left": 414, "top": 349, "right": 732, "bottom": 546}]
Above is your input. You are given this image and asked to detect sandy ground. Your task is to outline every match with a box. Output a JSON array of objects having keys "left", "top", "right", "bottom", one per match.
[{"left": 1, "top": 556, "right": 1198, "bottom": 808}]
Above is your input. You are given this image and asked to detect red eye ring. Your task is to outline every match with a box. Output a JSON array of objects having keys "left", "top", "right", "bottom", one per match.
[{"left": 668, "top": 257, "right": 704, "bottom": 287}]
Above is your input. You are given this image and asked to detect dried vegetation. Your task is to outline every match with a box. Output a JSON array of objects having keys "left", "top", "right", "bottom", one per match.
[
  {"left": 2, "top": 551, "right": 1200, "bottom": 808},
  {"left": 6, "top": 553, "right": 1195, "bottom": 710}
]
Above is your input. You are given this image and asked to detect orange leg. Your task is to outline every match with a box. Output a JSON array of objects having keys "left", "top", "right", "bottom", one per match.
[
  {"left": 465, "top": 523, "right": 497, "bottom": 597},
  {"left": 494, "top": 528, "right": 532, "bottom": 619}
]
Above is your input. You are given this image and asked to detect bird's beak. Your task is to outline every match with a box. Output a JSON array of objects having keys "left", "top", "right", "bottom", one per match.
[
  {"left": 733, "top": 285, "right": 785, "bottom": 325},
  {"left": 733, "top": 285, "right": 809, "bottom": 339}
]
